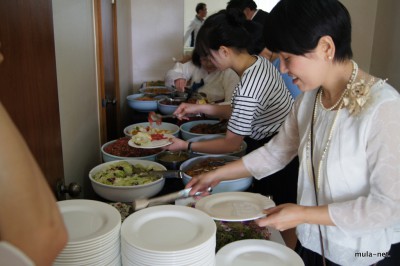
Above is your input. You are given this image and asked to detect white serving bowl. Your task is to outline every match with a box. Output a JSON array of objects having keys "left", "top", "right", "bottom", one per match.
[
  {"left": 101, "top": 137, "right": 164, "bottom": 162},
  {"left": 123, "top": 122, "right": 180, "bottom": 137},
  {"left": 180, "top": 155, "right": 253, "bottom": 193},
  {"left": 89, "top": 159, "right": 166, "bottom": 202},
  {"left": 126, "top": 93, "right": 166, "bottom": 112},
  {"left": 180, "top": 120, "right": 225, "bottom": 140},
  {"left": 187, "top": 135, "right": 247, "bottom": 157}
]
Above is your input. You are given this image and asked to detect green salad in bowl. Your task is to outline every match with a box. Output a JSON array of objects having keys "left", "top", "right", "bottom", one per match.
[
  {"left": 89, "top": 160, "right": 167, "bottom": 202},
  {"left": 92, "top": 161, "right": 161, "bottom": 186}
]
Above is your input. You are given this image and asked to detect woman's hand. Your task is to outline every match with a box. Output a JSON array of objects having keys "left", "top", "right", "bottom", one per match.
[
  {"left": 254, "top": 204, "right": 306, "bottom": 231},
  {"left": 185, "top": 171, "right": 221, "bottom": 195},
  {"left": 255, "top": 204, "right": 333, "bottom": 231},
  {"left": 173, "top": 103, "right": 201, "bottom": 120},
  {"left": 174, "top": 78, "right": 187, "bottom": 92},
  {"left": 165, "top": 137, "right": 188, "bottom": 152}
]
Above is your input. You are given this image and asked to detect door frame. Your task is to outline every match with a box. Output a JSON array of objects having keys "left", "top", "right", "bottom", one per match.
[{"left": 94, "top": 0, "right": 121, "bottom": 144}]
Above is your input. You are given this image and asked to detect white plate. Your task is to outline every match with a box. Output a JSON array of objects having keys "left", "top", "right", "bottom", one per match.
[
  {"left": 121, "top": 205, "right": 216, "bottom": 252},
  {"left": 57, "top": 199, "right": 121, "bottom": 244},
  {"left": 216, "top": 239, "right": 304, "bottom": 266},
  {"left": 128, "top": 133, "right": 173, "bottom": 149},
  {"left": 195, "top": 192, "right": 275, "bottom": 221}
]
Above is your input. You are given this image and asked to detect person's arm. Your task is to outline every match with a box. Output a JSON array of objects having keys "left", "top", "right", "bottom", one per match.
[
  {"left": 186, "top": 157, "right": 252, "bottom": 195},
  {"left": 173, "top": 102, "right": 232, "bottom": 120},
  {"left": 0, "top": 103, "right": 68, "bottom": 266},
  {"left": 167, "top": 130, "right": 243, "bottom": 153},
  {"left": 165, "top": 61, "right": 195, "bottom": 91},
  {"left": 255, "top": 204, "right": 334, "bottom": 231}
]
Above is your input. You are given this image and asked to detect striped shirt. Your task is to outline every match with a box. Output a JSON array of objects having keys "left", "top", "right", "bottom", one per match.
[{"left": 228, "top": 56, "right": 293, "bottom": 140}]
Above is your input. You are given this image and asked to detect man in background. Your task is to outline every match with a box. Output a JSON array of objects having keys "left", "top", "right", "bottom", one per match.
[
  {"left": 227, "top": 0, "right": 268, "bottom": 26},
  {"left": 184, "top": 3, "right": 207, "bottom": 47}
]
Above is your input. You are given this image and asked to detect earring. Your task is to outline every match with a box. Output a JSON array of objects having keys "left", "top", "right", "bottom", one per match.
[{"left": 328, "top": 56, "right": 333, "bottom": 60}]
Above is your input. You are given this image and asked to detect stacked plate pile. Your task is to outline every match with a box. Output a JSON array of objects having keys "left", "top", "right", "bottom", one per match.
[
  {"left": 121, "top": 205, "right": 216, "bottom": 266},
  {"left": 54, "top": 199, "right": 121, "bottom": 266}
]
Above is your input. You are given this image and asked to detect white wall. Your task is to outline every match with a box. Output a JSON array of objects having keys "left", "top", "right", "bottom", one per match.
[
  {"left": 131, "top": 0, "right": 184, "bottom": 92},
  {"left": 117, "top": 0, "right": 134, "bottom": 128},
  {"left": 52, "top": 0, "right": 101, "bottom": 198},
  {"left": 370, "top": 0, "right": 400, "bottom": 90},
  {"left": 341, "top": 0, "right": 378, "bottom": 72}
]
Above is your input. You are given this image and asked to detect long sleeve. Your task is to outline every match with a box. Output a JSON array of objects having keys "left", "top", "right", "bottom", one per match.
[
  {"left": 329, "top": 98, "right": 400, "bottom": 236},
  {"left": 164, "top": 61, "right": 197, "bottom": 87}
]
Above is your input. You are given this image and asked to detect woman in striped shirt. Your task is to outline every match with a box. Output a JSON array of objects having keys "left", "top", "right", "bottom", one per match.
[{"left": 167, "top": 9, "right": 299, "bottom": 211}]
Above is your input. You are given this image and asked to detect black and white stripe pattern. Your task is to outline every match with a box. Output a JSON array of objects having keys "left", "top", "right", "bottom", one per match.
[{"left": 228, "top": 56, "right": 293, "bottom": 140}]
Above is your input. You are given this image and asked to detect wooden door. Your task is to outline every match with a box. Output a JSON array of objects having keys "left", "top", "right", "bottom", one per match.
[
  {"left": 0, "top": 0, "right": 64, "bottom": 193},
  {"left": 96, "top": 0, "right": 121, "bottom": 144}
]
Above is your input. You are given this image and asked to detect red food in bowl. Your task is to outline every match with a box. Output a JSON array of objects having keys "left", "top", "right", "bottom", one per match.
[{"left": 104, "top": 137, "right": 161, "bottom": 157}]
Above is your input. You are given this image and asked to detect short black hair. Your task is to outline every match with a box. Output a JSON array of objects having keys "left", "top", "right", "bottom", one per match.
[
  {"left": 196, "top": 3, "right": 206, "bottom": 14},
  {"left": 196, "top": 9, "right": 264, "bottom": 57},
  {"left": 226, "top": 0, "right": 257, "bottom": 11},
  {"left": 264, "top": 0, "right": 352, "bottom": 62}
]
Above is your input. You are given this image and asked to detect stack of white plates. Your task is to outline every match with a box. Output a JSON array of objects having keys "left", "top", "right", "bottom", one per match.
[
  {"left": 54, "top": 199, "right": 122, "bottom": 266},
  {"left": 121, "top": 205, "right": 216, "bottom": 266}
]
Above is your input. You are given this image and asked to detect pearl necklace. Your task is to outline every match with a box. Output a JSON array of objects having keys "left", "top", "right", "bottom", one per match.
[
  {"left": 308, "top": 90, "right": 345, "bottom": 191},
  {"left": 308, "top": 60, "right": 358, "bottom": 192},
  {"left": 319, "top": 60, "right": 358, "bottom": 111}
]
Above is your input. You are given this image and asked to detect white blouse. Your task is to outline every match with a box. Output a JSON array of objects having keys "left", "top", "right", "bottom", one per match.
[
  {"left": 164, "top": 61, "right": 239, "bottom": 104},
  {"left": 243, "top": 81, "right": 400, "bottom": 265}
]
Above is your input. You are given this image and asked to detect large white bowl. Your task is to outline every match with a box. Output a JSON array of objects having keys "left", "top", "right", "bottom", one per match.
[
  {"left": 123, "top": 122, "right": 180, "bottom": 137},
  {"left": 180, "top": 120, "right": 225, "bottom": 140},
  {"left": 188, "top": 135, "right": 247, "bottom": 157},
  {"left": 126, "top": 93, "right": 166, "bottom": 112},
  {"left": 89, "top": 159, "right": 166, "bottom": 202},
  {"left": 101, "top": 138, "right": 163, "bottom": 162},
  {"left": 180, "top": 155, "right": 253, "bottom": 193}
]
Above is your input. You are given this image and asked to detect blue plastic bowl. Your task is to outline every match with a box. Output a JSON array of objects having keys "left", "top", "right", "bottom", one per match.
[
  {"left": 127, "top": 93, "right": 166, "bottom": 112},
  {"left": 180, "top": 155, "right": 253, "bottom": 193},
  {"left": 180, "top": 120, "right": 225, "bottom": 140}
]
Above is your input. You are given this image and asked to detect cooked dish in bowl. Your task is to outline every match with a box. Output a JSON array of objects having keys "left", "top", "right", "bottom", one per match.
[
  {"left": 104, "top": 137, "right": 162, "bottom": 157},
  {"left": 92, "top": 161, "right": 162, "bottom": 186},
  {"left": 184, "top": 157, "right": 236, "bottom": 176},
  {"left": 180, "top": 155, "right": 252, "bottom": 193},
  {"left": 89, "top": 159, "right": 166, "bottom": 202},
  {"left": 189, "top": 123, "right": 226, "bottom": 134},
  {"left": 139, "top": 87, "right": 175, "bottom": 95}
]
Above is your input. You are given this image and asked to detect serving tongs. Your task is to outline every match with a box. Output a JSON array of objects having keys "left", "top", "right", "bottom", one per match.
[
  {"left": 132, "top": 168, "right": 183, "bottom": 179},
  {"left": 132, "top": 187, "right": 212, "bottom": 211}
]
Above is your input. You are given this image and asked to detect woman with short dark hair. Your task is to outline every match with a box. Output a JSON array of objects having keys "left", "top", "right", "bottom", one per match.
[{"left": 186, "top": 1, "right": 400, "bottom": 265}]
